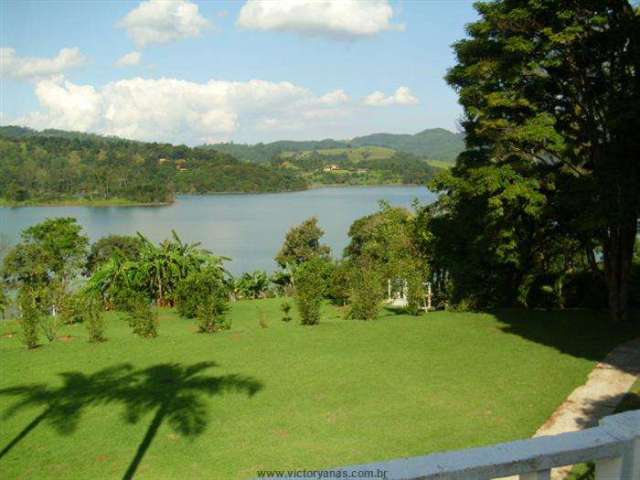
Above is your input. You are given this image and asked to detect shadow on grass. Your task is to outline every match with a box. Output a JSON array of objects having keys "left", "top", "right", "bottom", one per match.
[
  {"left": 0, "top": 362, "right": 263, "bottom": 480},
  {"left": 491, "top": 309, "right": 640, "bottom": 370}
]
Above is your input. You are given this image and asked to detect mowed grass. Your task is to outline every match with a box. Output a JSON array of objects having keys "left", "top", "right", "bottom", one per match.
[
  {"left": 0, "top": 300, "right": 635, "bottom": 479},
  {"left": 426, "top": 159, "right": 453, "bottom": 170}
]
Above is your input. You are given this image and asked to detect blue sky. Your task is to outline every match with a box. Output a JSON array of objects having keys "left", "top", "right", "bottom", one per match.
[{"left": 0, "top": 0, "right": 478, "bottom": 144}]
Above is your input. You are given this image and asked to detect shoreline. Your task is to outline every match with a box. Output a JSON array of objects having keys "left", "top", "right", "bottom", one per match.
[
  {"left": 0, "top": 198, "right": 174, "bottom": 208},
  {"left": 0, "top": 184, "right": 427, "bottom": 208}
]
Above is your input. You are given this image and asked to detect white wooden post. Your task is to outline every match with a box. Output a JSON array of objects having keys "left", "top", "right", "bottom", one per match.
[
  {"left": 598, "top": 407, "right": 640, "bottom": 480},
  {"left": 595, "top": 456, "right": 623, "bottom": 480},
  {"left": 427, "top": 281, "right": 432, "bottom": 311},
  {"left": 387, "top": 279, "right": 391, "bottom": 301},
  {"left": 597, "top": 437, "right": 640, "bottom": 480}
]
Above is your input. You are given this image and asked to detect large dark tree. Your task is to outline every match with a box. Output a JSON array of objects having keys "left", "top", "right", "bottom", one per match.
[{"left": 445, "top": 0, "right": 639, "bottom": 322}]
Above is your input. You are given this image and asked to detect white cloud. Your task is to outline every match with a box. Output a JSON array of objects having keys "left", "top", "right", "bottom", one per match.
[
  {"left": 16, "top": 76, "right": 356, "bottom": 144},
  {"left": 318, "top": 89, "right": 350, "bottom": 105},
  {"left": 116, "top": 51, "right": 142, "bottom": 67},
  {"left": 22, "top": 77, "right": 102, "bottom": 131},
  {"left": 363, "top": 86, "right": 419, "bottom": 107},
  {"left": 0, "top": 47, "right": 86, "bottom": 80},
  {"left": 119, "top": 0, "right": 210, "bottom": 48},
  {"left": 237, "top": 0, "right": 403, "bottom": 39}
]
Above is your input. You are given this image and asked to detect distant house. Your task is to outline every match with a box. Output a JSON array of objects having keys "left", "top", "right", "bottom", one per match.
[
  {"left": 158, "top": 158, "right": 169, "bottom": 164},
  {"left": 176, "top": 159, "right": 188, "bottom": 171},
  {"left": 323, "top": 164, "right": 339, "bottom": 172}
]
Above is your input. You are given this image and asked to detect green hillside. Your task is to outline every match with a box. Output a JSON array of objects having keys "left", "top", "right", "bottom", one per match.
[
  {"left": 0, "top": 127, "right": 307, "bottom": 206},
  {"left": 280, "top": 145, "right": 396, "bottom": 162},
  {"left": 273, "top": 147, "right": 439, "bottom": 186},
  {"left": 206, "top": 139, "right": 348, "bottom": 163},
  {"left": 350, "top": 128, "right": 465, "bottom": 163},
  {"left": 205, "top": 128, "right": 465, "bottom": 164}
]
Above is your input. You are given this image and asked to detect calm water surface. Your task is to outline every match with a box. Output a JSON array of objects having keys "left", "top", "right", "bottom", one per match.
[{"left": 0, "top": 186, "right": 435, "bottom": 274}]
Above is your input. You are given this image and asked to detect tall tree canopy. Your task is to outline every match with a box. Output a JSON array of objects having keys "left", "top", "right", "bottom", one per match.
[
  {"left": 275, "top": 217, "right": 331, "bottom": 269},
  {"left": 3, "top": 218, "right": 88, "bottom": 290},
  {"left": 438, "top": 0, "right": 639, "bottom": 321}
]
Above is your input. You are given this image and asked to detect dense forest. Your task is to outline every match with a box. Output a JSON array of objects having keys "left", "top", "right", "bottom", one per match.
[
  {"left": 207, "top": 128, "right": 465, "bottom": 164},
  {"left": 0, "top": 127, "right": 307, "bottom": 205},
  {"left": 0, "top": 126, "right": 444, "bottom": 205}
]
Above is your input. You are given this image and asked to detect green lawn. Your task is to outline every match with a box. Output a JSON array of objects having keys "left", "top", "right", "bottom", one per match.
[
  {"left": 0, "top": 301, "right": 635, "bottom": 479},
  {"left": 426, "top": 159, "right": 453, "bottom": 169}
]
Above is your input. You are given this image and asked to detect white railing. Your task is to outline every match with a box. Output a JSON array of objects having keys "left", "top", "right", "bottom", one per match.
[{"left": 268, "top": 410, "right": 640, "bottom": 480}]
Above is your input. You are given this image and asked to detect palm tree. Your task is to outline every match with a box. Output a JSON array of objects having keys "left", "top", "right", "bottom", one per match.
[
  {"left": 87, "top": 231, "right": 228, "bottom": 307},
  {"left": 86, "top": 250, "right": 136, "bottom": 308},
  {"left": 237, "top": 270, "right": 270, "bottom": 299},
  {"left": 133, "top": 231, "right": 226, "bottom": 306}
]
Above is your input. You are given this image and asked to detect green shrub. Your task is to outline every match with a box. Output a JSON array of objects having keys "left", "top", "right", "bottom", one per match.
[
  {"left": 270, "top": 270, "right": 292, "bottom": 296},
  {"left": 82, "top": 292, "right": 106, "bottom": 342},
  {"left": 175, "top": 267, "right": 227, "bottom": 318},
  {"left": 294, "top": 257, "right": 330, "bottom": 325},
  {"left": 18, "top": 290, "right": 40, "bottom": 349},
  {"left": 327, "top": 261, "right": 351, "bottom": 306},
  {"left": 59, "top": 291, "right": 85, "bottom": 324},
  {"left": 280, "top": 300, "right": 292, "bottom": 322},
  {"left": 111, "top": 288, "right": 145, "bottom": 312},
  {"left": 126, "top": 296, "right": 158, "bottom": 338},
  {"left": 405, "top": 266, "right": 426, "bottom": 316},
  {"left": 0, "top": 283, "right": 9, "bottom": 320},
  {"left": 347, "top": 264, "right": 384, "bottom": 321},
  {"left": 39, "top": 316, "right": 58, "bottom": 343},
  {"left": 195, "top": 293, "right": 230, "bottom": 333}
]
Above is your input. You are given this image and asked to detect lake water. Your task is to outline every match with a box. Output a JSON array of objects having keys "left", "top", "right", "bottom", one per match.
[{"left": 0, "top": 186, "right": 435, "bottom": 275}]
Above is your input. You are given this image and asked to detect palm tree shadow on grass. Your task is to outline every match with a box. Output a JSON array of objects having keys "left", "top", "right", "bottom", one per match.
[
  {"left": 0, "top": 362, "right": 263, "bottom": 480},
  {"left": 117, "top": 361, "right": 262, "bottom": 480},
  {"left": 0, "top": 364, "right": 135, "bottom": 460}
]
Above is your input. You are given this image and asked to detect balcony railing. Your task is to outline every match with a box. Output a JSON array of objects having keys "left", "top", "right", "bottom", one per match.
[{"left": 268, "top": 410, "right": 639, "bottom": 480}]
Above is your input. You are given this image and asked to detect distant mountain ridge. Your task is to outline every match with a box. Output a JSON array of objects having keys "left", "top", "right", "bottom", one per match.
[
  {"left": 209, "top": 128, "right": 465, "bottom": 164},
  {"left": 350, "top": 128, "right": 465, "bottom": 163},
  {"left": 0, "top": 125, "right": 465, "bottom": 164}
]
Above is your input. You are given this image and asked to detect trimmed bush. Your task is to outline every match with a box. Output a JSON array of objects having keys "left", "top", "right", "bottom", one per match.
[
  {"left": 294, "top": 257, "right": 330, "bottom": 325},
  {"left": 59, "top": 291, "right": 85, "bottom": 324},
  {"left": 280, "top": 300, "right": 292, "bottom": 322},
  {"left": 18, "top": 290, "right": 40, "bottom": 349},
  {"left": 405, "top": 266, "right": 426, "bottom": 316},
  {"left": 348, "top": 264, "right": 384, "bottom": 321},
  {"left": 327, "top": 261, "right": 351, "bottom": 306},
  {"left": 195, "top": 294, "right": 230, "bottom": 333},
  {"left": 126, "top": 295, "right": 158, "bottom": 338},
  {"left": 39, "top": 316, "right": 58, "bottom": 343},
  {"left": 82, "top": 292, "right": 106, "bottom": 342},
  {"left": 175, "top": 267, "right": 228, "bottom": 319}
]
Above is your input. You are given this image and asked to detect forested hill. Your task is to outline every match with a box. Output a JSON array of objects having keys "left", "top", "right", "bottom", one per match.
[
  {"left": 207, "top": 128, "right": 465, "bottom": 164},
  {"left": 350, "top": 129, "right": 465, "bottom": 163},
  {"left": 0, "top": 127, "right": 307, "bottom": 206}
]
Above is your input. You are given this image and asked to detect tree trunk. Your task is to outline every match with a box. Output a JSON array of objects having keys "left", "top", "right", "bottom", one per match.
[{"left": 603, "top": 216, "right": 637, "bottom": 323}]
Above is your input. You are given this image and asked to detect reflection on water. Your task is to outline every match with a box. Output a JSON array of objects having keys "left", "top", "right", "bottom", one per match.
[{"left": 0, "top": 186, "right": 435, "bottom": 275}]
